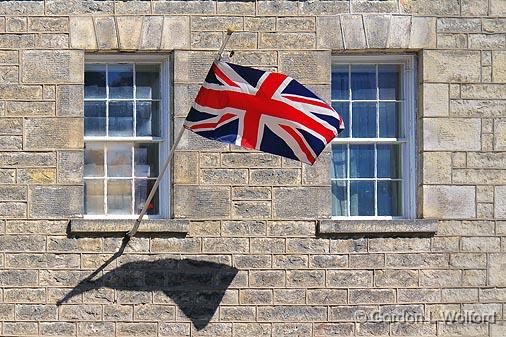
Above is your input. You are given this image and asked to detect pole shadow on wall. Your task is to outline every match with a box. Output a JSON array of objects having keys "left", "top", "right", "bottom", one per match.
[{"left": 57, "top": 237, "right": 238, "bottom": 330}]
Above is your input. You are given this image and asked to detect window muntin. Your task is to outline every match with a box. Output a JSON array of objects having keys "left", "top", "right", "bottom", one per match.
[
  {"left": 83, "top": 62, "right": 166, "bottom": 218},
  {"left": 331, "top": 56, "right": 415, "bottom": 219}
]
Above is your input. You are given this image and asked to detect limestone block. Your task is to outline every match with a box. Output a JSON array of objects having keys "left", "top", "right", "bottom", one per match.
[
  {"left": 423, "top": 152, "right": 452, "bottom": 184},
  {"left": 279, "top": 51, "right": 331, "bottom": 84},
  {"left": 423, "top": 83, "right": 449, "bottom": 116},
  {"left": 21, "top": 50, "right": 83, "bottom": 84},
  {"left": 461, "top": 84, "right": 506, "bottom": 99},
  {"left": 259, "top": 32, "right": 316, "bottom": 49},
  {"left": 423, "top": 118, "right": 481, "bottom": 151},
  {"left": 115, "top": 1, "right": 150, "bottom": 14},
  {"left": 0, "top": 34, "right": 35, "bottom": 48},
  {"left": 0, "top": 65, "right": 18, "bottom": 83},
  {"left": 117, "top": 16, "right": 142, "bottom": 50},
  {"left": 423, "top": 185, "right": 476, "bottom": 219},
  {"left": 35, "top": 34, "right": 69, "bottom": 49},
  {"left": 495, "top": 119, "right": 506, "bottom": 150},
  {"left": 0, "top": 1, "right": 44, "bottom": 15},
  {"left": 273, "top": 187, "right": 331, "bottom": 219},
  {"left": 94, "top": 17, "right": 117, "bottom": 49},
  {"left": 341, "top": 15, "right": 366, "bottom": 49},
  {"left": 153, "top": 1, "right": 215, "bottom": 14},
  {"left": 257, "top": 1, "right": 299, "bottom": 15},
  {"left": 201, "top": 169, "right": 248, "bottom": 185},
  {"left": 489, "top": 254, "right": 506, "bottom": 285},
  {"left": 29, "top": 185, "right": 83, "bottom": 218},
  {"left": 423, "top": 50, "right": 480, "bottom": 83},
  {"left": 6, "top": 101, "right": 55, "bottom": 117},
  {"left": 299, "top": 1, "right": 350, "bottom": 15},
  {"left": 217, "top": 1, "right": 255, "bottom": 15},
  {"left": 495, "top": 186, "right": 506, "bottom": 218},
  {"left": 0, "top": 152, "right": 55, "bottom": 167},
  {"left": 469, "top": 34, "right": 506, "bottom": 49},
  {"left": 0, "top": 51, "right": 18, "bottom": 64},
  {"left": 400, "top": 0, "right": 460, "bottom": 15},
  {"left": 257, "top": 306, "right": 326, "bottom": 322},
  {"left": 462, "top": 0, "right": 488, "bottom": 15},
  {"left": 24, "top": 118, "right": 83, "bottom": 150},
  {"left": 56, "top": 85, "right": 83, "bottom": 117},
  {"left": 437, "top": 18, "right": 481, "bottom": 33},
  {"left": 191, "top": 16, "right": 243, "bottom": 31},
  {"left": 437, "top": 33, "right": 467, "bottom": 49},
  {"left": 277, "top": 17, "right": 315, "bottom": 32},
  {"left": 228, "top": 32, "right": 258, "bottom": 49},
  {"left": 58, "top": 151, "right": 83, "bottom": 183},
  {"left": 69, "top": 17, "right": 96, "bottom": 49},
  {"left": 17, "top": 168, "right": 56, "bottom": 184},
  {"left": 140, "top": 16, "right": 163, "bottom": 50},
  {"left": 483, "top": 19, "right": 506, "bottom": 33},
  {"left": 316, "top": 16, "right": 343, "bottom": 49},
  {"left": 410, "top": 17, "right": 436, "bottom": 48},
  {"left": 161, "top": 16, "right": 190, "bottom": 50},
  {"left": 0, "top": 136, "right": 22, "bottom": 151},
  {"left": 388, "top": 16, "right": 411, "bottom": 48},
  {"left": 364, "top": 15, "right": 390, "bottom": 49},
  {"left": 493, "top": 51, "right": 506, "bottom": 82},
  {"left": 46, "top": 0, "right": 114, "bottom": 15},
  {"left": 245, "top": 17, "right": 275, "bottom": 32},
  {"left": 191, "top": 31, "right": 222, "bottom": 49},
  {"left": 6, "top": 17, "right": 26, "bottom": 32},
  {"left": 28, "top": 17, "right": 68, "bottom": 32},
  {"left": 173, "top": 185, "right": 230, "bottom": 218},
  {"left": 491, "top": 0, "right": 506, "bottom": 15}
]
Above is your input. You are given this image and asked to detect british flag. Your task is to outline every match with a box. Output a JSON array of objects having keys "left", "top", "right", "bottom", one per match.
[{"left": 183, "top": 61, "right": 345, "bottom": 165}]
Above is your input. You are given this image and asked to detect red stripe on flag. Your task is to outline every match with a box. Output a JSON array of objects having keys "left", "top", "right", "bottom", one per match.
[
  {"left": 212, "top": 64, "right": 239, "bottom": 88},
  {"left": 188, "top": 113, "right": 236, "bottom": 130},
  {"left": 280, "top": 124, "right": 315, "bottom": 164}
]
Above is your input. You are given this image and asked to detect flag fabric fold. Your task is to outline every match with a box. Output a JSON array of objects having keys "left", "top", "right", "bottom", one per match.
[{"left": 183, "top": 60, "right": 345, "bottom": 165}]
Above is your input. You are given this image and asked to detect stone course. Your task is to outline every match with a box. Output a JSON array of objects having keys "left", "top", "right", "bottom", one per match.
[{"left": 0, "top": 1, "right": 503, "bottom": 336}]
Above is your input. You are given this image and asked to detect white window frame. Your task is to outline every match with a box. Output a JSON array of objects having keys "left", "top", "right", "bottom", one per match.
[
  {"left": 83, "top": 54, "right": 172, "bottom": 220},
  {"left": 331, "top": 54, "right": 416, "bottom": 220}
]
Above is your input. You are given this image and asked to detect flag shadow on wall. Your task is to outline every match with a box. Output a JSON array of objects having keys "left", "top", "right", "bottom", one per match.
[{"left": 57, "top": 238, "right": 238, "bottom": 330}]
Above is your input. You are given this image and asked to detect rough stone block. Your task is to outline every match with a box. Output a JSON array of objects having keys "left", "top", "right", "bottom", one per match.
[
  {"left": 56, "top": 85, "right": 83, "bottom": 117},
  {"left": 232, "top": 187, "right": 271, "bottom": 200},
  {"left": 232, "top": 201, "right": 271, "bottom": 219},
  {"left": 341, "top": 15, "right": 366, "bottom": 49},
  {"left": 0, "top": 51, "right": 18, "bottom": 64},
  {"left": 287, "top": 238, "right": 329, "bottom": 254},
  {"left": 277, "top": 17, "right": 315, "bottom": 31},
  {"left": 258, "top": 306, "right": 326, "bottom": 322},
  {"left": 4, "top": 322, "right": 38, "bottom": 336},
  {"left": 273, "top": 187, "right": 331, "bottom": 218},
  {"left": 316, "top": 16, "right": 343, "bottom": 49},
  {"left": 235, "top": 255, "right": 271, "bottom": 270},
  {"left": 117, "top": 323, "right": 157, "bottom": 337},
  {"left": 349, "top": 289, "right": 395, "bottom": 304},
  {"left": 364, "top": 15, "right": 390, "bottom": 49},
  {"left": 388, "top": 15, "right": 411, "bottom": 48},
  {"left": 116, "top": 16, "right": 142, "bottom": 50},
  {"left": 420, "top": 270, "right": 462, "bottom": 287},
  {"left": 78, "top": 322, "right": 115, "bottom": 337},
  {"left": 423, "top": 118, "right": 481, "bottom": 151},
  {"left": 0, "top": 34, "right": 35, "bottom": 48},
  {"left": 162, "top": 16, "right": 190, "bottom": 50},
  {"left": 401, "top": 0, "right": 460, "bottom": 15},
  {"left": 153, "top": 1, "right": 215, "bottom": 14},
  {"left": 327, "top": 270, "right": 373, "bottom": 287},
  {"left": 310, "top": 255, "right": 348, "bottom": 268},
  {"left": 29, "top": 185, "right": 83, "bottom": 218},
  {"left": 94, "top": 17, "right": 117, "bottom": 49},
  {"left": 375, "top": 269, "right": 418, "bottom": 287},
  {"left": 495, "top": 186, "right": 506, "bottom": 218},
  {"left": 494, "top": 118, "right": 506, "bottom": 149},
  {"left": 174, "top": 185, "right": 230, "bottom": 218},
  {"left": 461, "top": 84, "right": 506, "bottom": 99},
  {"left": 21, "top": 50, "right": 83, "bottom": 83},
  {"left": 423, "top": 152, "right": 452, "bottom": 184},
  {"left": 469, "top": 34, "right": 506, "bottom": 49},
  {"left": 233, "top": 323, "right": 270, "bottom": 337},
  {"left": 140, "top": 16, "right": 163, "bottom": 50},
  {"left": 250, "top": 169, "right": 300, "bottom": 186},
  {"left": 423, "top": 50, "right": 481, "bottom": 83},
  {"left": 437, "top": 18, "right": 481, "bottom": 33},
  {"left": 493, "top": 51, "right": 506, "bottom": 83},
  {"left": 251, "top": 238, "right": 285, "bottom": 254},
  {"left": 6, "top": 101, "right": 55, "bottom": 117},
  {"left": 29, "top": 17, "right": 68, "bottom": 32},
  {"left": 203, "top": 238, "right": 249, "bottom": 253},
  {"left": 0, "top": 202, "right": 26, "bottom": 218},
  {"left": 69, "top": 17, "right": 96, "bottom": 49},
  {"left": 25, "top": 118, "right": 83, "bottom": 150},
  {"left": 279, "top": 51, "right": 331, "bottom": 84},
  {"left": 0, "top": 65, "right": 18, "bottom": 83},
  {"left": 46, "top": 0, "right": 114, "bottom": 15},
  {"left": 259, "top": 32, "right": 315, "bottom": 49},
  {"left": 423, "top": 83, "right": 449, "bottom": 117},
  {"left": 0, "top": 136, "right": 22, "bottom": 151},
  {"left": 423, "top": 185, "right": 475, "bottom": 218},
  {"left": 0, "top": 84, "right": 41, "bottom": 99},
  {"left": 273, "top": 255, "right": 308, "bottom": 269},
  {"left": 201, "top": 168, "right": 248, "bottom": 185}
]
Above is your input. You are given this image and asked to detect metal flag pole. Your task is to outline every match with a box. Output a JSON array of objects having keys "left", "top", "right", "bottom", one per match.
[{"left": 125, "top": 28, "right": 235, "bottom": 239}]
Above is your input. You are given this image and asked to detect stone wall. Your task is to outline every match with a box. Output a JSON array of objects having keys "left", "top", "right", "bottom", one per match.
[{"left": 0, "top": 0, "right": 505, "bottom": 336}]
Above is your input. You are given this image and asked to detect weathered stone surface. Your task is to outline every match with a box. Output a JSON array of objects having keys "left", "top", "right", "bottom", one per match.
[
  {"left": 0, "top": 152, "right": 55, "bottom": 167},
  {"left": 4, "top": 322, "right": 38, "bottom": 336},
  {"left": 94, "top": 17, "right": 117, "bottom": 49},
  {"left": 328, "top": 270, "right": 373, "bottom": 287},
  {"left": 387, "top": 15, "right": 411, "bottom": 48},
  {"left": 222, "top": 152, "right": 280, "bottom": 168},
  {"left": 232, "top": 201, "right": 271, "bottom": 219},
  {"left": 423, "top": 118, "right": 481, "bottom": 151},
  {"left": 493, "top": 51, "right": 506, "bottom": 83},
  {"left": 350, "top": 289, "right": 395, "bottom": 304},
  {"left": 162, "top": 16, "right": 190, "bottom": 50},
  {"left": 250, "top": 169, "right": 300, "bottom": 186},
  {"left": 259, "top": 32, "right": 315, "bottom": 49},
  {"left": 496, "top": 119, "right": 506, "bottom": 150},
  {"left": 423, "top": 83, "right": 448, "bottom": 117},
  {"left": 56, "top": 85, "right": 83, "bottom": 117},
  {"left": 258, "top": 306, "right": 326, "bottom": 322},
  {"left": 29, "top": 17, "right": 68, "bottom": 32},
  {"left": 0, "top": 51, "right": 18, "bottom": 64},
  {"left": 316, "top": 16, "right": 343, "bottom": 49},
  {"left": 0, "top": 65, "right": 18, "bottom": 83},
  {"left": 437, "top": 33, "right": 467, "bottom": 49},
  {"left": 153, "top": 1, "right": 215, "bottom": 14},
  {"left": 469, "top": 34, "right": 506, "bottom": 49},
  {"left": 174, "top": 151, "right": 199, "bottom": 184},
  {"left": 57, "top": 151, "right": 83, "bottom": 183},
  {"left": 0, "top": 1, "right": 44, "bottom": 15},
  {"left": 140, "top": 16, "right": 163, "bottom": 50},
  {"left": 273, "top": 187, "right": 331, "bottom": 218},
  {"left": 364, "top": 15, "right": 390, "bottom": 49},
  {"left": 461, "top": 84, "right": 506, "bottom": 99},
  {"left": 25, "top": 118, "right": 83, "bottom": 150},
  {"left": 410, "top": 17, "right": 436, "bottom": 48},
  {"left": 495, "top": 186, "right": 506, "bottom": 218},
  {"left": 450, "top": 99, "right": 506, "bottom": 117},
  {"left": 174, "top": 185, "right": 230, "bottom": 218},
  {"left": 201, "top": 168, "right": 248, "bottom": 185},
  {"left": 21, "top": 50, "right": 83, "bottom": 83},
  {"left": 46, "top": 0, "right": 113, "bottom": 15},
  {"left": 437, "top": 18, "right": 481, "bottom": 33},
  {"left": 423, "top": 185, "right": 476, "bottom": 219},
  {"left": 36, "top": 33, "right": 69, "bottom": 48},
  {"left": 6, "top": 101, "right": 55, "bottom": 117},
  {"left": 29, "top": 185, "right": 83, "bottom": 218},
  {"left": 401, "top": 0, "right": 460, "bottom": 15},
  {"left": 423, "top": 50, "right": 480, "bottom": 83},
  {"left": 0, "top": 136, "right": 22, "bottom": 151},
  {"left": 299, "top": 0, "right": 349, "bottom": 15},
  {"left": 423, "top": 152, "right": 451, "bottom": 184},
  {"left": 0, "top": 34, "right": 35, "bottom": 48},
  {"left": 69, "top": 17, "right": 96, "bottom": 49},
  {"left": 279, "top": 51, "right": 330, "bottom": 84},
  {"left": 116, "top": 16, "right": 142, "bottom": 50},
  {"left": 0, "top": 84, "right": 41, "bottom": 99},
  {"left": 232, "top": 187, "right": 271, "bottom": 200},
  {"left": 341, "top": 15, "right": 366, "bottom": 49}
]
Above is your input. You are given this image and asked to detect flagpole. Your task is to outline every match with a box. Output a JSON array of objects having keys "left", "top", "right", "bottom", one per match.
[{"left": 125, "top": 28, "right": 235, "bottom": 239}]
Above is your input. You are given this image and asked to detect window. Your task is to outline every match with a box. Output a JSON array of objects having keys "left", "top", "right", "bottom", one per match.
[
  {"left": 83, "top": 56, "right": 170, "bottom": 219},
  {"left": 331, "top": 55, "right": 416, "bottom": 219}
]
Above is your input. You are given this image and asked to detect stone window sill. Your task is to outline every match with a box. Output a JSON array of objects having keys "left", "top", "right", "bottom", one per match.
[
  {"left": 318, "top": 219, "right": 437, "bottom": 236},
  {"left": 69, "top": 219, "right": 189, "bottom": 235}
]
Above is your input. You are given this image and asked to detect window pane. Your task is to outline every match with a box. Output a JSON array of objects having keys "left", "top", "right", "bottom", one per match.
[
  {"left": 350, "top": 144, "right": 374, "bottom": 178},
  {"left": 379, "top": 102, "right": 400, "bottom": 138},
  {"left": 332, "top": 181, "right": 348, "bottom": 216},
  {"left": 350, "top": 180, "right": 375, "bottom": 216},
  {"left": 134, "top": 143, "right": 159, "bottom": 177},
  {"left": 109, "top": 101, "right": 133, "bottom": 137},
  {"left": 136, "top": 64, "right": 160, "bottom": 99},
  {"left": 377, "top": 144, "right": 401, "bottom": 179},
  {"left": 332, "top": 102, "right": 349, "bottom": 138},
  {"left": 378, "top": 180, "right": 401, "bottom": 216},
  {"left": 85, "top": 179, "right": 104, "bottom": 215},
  {"left": 331, "top": 65, "right": 349, "bottom": 100},
  {"left": 84, "top": 143, "right": 104, "bottom": 177},
  {"left": 84, "top": 101, "right": 106, "bottom": 136},
  {"left": 351, "top": 65, "right": 376, "bottom": 100},
  {"left": 107, "top": 143, "right": 132, "bottom": 177},
  {"left": 331, "top": 144, "right": 347, "bottom": 179},
  {"left": 107, "top": 179, "right": 132, "bottom": 214},
  {"left": 352, "top": 102, "right": 376, "bottom": 138},
  {"left": 85, "top": 64, "right": 106, "bottom": 99},
  {"left": 378, "top": 64, "right": 401, "bottom": 100},
  {"left": 135, "top": 179, "right": 159, "bottom": 215},
  {"left": 136, "top": 101, "right": 161, "bottom": 137},
  {"left": 108, "top": 64, "right": 133, "bottom": 99}
]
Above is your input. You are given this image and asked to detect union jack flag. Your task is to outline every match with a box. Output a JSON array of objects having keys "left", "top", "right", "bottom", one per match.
[{"left": 183, "top": 61, "right": 345, "bottom": 165}]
